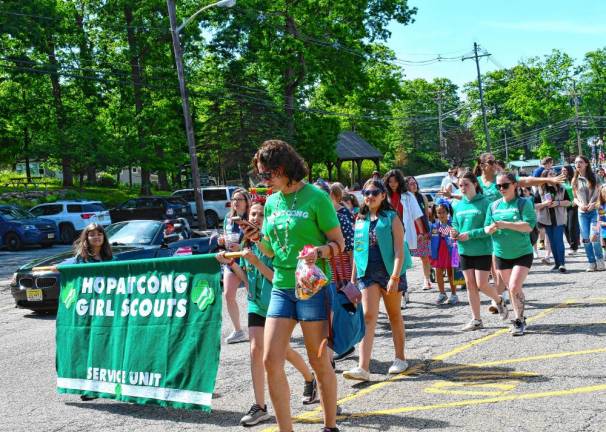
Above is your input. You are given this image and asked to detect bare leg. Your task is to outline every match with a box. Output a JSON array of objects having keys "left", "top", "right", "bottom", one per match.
[
  {"left": 421, "top": 256, "right": 432, "bottom": 287},
  {"left": 263, "top": 317, "right": 297, "bottom": 432},
  {"left": 492, "top": 256, "right": 506, "bottom": 295},
  {"left": 508, "top": 266, "right": 530, "bottom": 320},
  {"left": 475, "top": 269, "right": 501, "bottom": 302},
  {"left": 436, "top": 268, "right": 446, "bottom": 294},
  {"left": 447, "top": 267, "right": 456, "bottom": 294},
  {"left": 301, "top": 320, "right": 338, "bottom": 429},
  {"left": 358, "top": 284, "right": 382, "bottom": 371},
  {"left": 380, "top": 290, "right": 405, "bottom": 360},
  {"left": 248, "top": 326, "right": 265, "bottom": 407},
  {"left": 286, "top": 347, "right": 313, "bottom": 382},
  {"left": 223, "top": 271, "right": 242, "bottom": 332},
  {"left": 463, "top": 269, "right": 481, "bottom": 320}
]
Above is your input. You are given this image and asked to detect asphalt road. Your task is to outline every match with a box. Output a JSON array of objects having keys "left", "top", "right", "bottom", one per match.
[{"left": 1, "top": 246, "right": 605, "bottom": 432}]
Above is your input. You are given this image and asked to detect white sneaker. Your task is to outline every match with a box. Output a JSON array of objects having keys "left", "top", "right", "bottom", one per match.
[
  {"left": 343, "top": 366, "right": 370, "bottom": 381},
  {"left": 586, "top": 263, "right": 598, "bottom": 272},
  {"left": 461, "top": 319, "right": 484, "bottom": 331},
  {"left": 225, "top": 330, "right": 248, "bottom": 344},
  {"left": 388, "top": 358, "right": 410, "bottom": 374},
  {"left": 533, "top": 250, "right": 539, "bottom": 259},
  {"left": 597, "top": 260, "right": 605, "bottom": 271}
]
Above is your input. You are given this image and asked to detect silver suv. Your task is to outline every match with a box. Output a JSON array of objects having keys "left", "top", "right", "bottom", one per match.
[{"left": 172, "top": 186, "right": 240, "bottom": 228}]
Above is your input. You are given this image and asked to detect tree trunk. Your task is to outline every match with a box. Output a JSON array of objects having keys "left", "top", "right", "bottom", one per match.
[
  {"left": 46, "top": 39, "right": 73, "bottom": 187},
  {"left": 23, "top": 126, "right": 31, "bottom": 183},
  {"left": 156, "top": 147, "right": 169, "bottom": 190},
  {"left": 124, "top": 5, "right": 150, "bottom": 195}
]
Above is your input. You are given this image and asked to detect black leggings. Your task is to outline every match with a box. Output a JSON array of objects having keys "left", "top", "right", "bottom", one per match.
[{"left": 565, "top": 207, "right": 580, "bottom": 251}]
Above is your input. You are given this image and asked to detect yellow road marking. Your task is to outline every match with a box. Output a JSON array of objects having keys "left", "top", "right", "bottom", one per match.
[{"left": 424, "top": 379, "right": 519, "bottom": 396}]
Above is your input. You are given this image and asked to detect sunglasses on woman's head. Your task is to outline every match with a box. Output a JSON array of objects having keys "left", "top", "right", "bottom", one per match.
[
  {"left": 362, "top": 189, "right": 382, "bottom": 197},
  {"left": 496, "top": 183, "right": 511, "bottom": 190}
]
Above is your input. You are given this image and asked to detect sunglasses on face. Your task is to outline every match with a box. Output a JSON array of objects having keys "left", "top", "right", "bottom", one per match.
[
  {"left": 232, "top": 197, "right": 247, "bottom": 202},
  {"left": 362, "top": 189, "right": 382, "bottom": 197},
  {"left": 496, "top": 182, "right": 511, "bottom": 190},
  {"left": 483, "top": 160, "right": 496, "bottom": 166},
  {"left": 258, "top": 171, "right": 273, "bottom": 180}
]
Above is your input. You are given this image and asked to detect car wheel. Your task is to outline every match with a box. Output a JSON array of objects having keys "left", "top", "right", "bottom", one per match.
[
  {"left": 5, "top": 232, "right": 23, "bottom": 251},
  {"left": 59, "top": 224, "right": 76, "bottom": 244},
  {"left": 204, "top": 211, "right": 219, "bottom": 229}
]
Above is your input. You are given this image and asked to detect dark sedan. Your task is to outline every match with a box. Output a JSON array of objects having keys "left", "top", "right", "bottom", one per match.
[
  {"left": 109, "top": 197, "right": 193, "bottom": 226},
  {"left": 10, "top": 220, "right": 218, "bottom": 313}
]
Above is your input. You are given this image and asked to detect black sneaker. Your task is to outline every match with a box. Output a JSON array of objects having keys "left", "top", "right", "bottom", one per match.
[
  {"left": 334, "top": 347, "right": 355, "bottom": 362},
  {"left": 559, "top": 266, "right": 567, "bottom": 273},
  {"left": 80, "top": 395, "right": 97, "bottom": 401},
  {"left": 302, "top": 375, "right": 319, "bottom": 405},
  {"left": 321, "top": 428, "right": 340, "bottom": 432},
  {"left": 240, "top": 403, "right": 270, "bottom": 426},
  {"left": 510, "top": 318, "right": 526, "bottom": 336}
]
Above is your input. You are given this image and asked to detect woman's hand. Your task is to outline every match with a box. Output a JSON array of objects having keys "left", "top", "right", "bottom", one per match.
[
  {"left": 242, "top": 248, "right": 259, "bottom": 265},
  {"left": 215, "top": 251, "right": 231, "bottom": 265},
  {"left": 485, "top": 223, "right": 498, "bottom": 235},
  {"left": 550, "top": 173, "right": 566, "bottom": 185},
  {"left": 241, "top": 225, "right": 261, "bottom": 242},
  {"left": 457, "top": 232, "right": 469, "bottom": 242},
  {"left": 450, "top": 229, "right": 459, "bottom": 239},
  {"left": 298, "top": 247, "right": 318, "bottom": 265},
  {"left": 580, "top": 204, "right": 589, "bottom": 212},
  {"left": 228, "top": 242, "right": 241, "bottom": 252},
  {"left": 386, "top": 278, "right": 399, "bottom": 295}
]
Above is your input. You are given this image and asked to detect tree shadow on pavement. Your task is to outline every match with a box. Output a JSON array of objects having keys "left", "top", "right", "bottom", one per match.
[
  {"left": 65, "top": 402, "right": 244, "bottom": 426},
  {"left": 524, "top": 322, "right": 606, "bottom": 336}
]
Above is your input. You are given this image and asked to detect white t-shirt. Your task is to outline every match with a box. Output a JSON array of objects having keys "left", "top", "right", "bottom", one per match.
[{"left": 400, "top": 192, "right": 424, "bottom": 250}]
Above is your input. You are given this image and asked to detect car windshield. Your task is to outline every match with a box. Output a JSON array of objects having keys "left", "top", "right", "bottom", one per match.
[
  {"left": 416, "top": 175, "right": 445, "bottom": 190},
  {"left": 0, "top": 207, "right": 34, "bottom": 220},
  {"left": 105, "top": 220, "right": 162, "bottom": 245}
]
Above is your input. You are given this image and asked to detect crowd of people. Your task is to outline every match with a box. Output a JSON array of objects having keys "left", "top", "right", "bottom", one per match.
[{"left": 68, "top": 139, "right": 606, "bottom": 432}]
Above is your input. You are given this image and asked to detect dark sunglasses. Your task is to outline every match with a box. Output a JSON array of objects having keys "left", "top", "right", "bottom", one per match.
[
  {"left": 362, "top": 189, "right": 382, "bottom": 197},
  {"left": 496, "top": 182, "right": 511, "bottom": 190},
  {"left": 258, "top": 171, "right": 273, "bottom": 180},
  {"left": 483, "top": 160, "right": 496, "bottom": 165}
]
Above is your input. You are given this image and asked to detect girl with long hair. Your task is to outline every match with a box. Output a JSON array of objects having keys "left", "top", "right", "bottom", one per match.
[
  {"left": 484, "top": 173, "right": 537, "bottom": 336},
  {"left": 343, "top": 179, "right": 409, "bottom": 382},
  {"left": 74, "top": 223, "right": 113, "bottom": 263},
  {"left": 406, "top": 176, "right": 432, "bottom": 290},
  {"left": 572, "top": 155, "right": 604, "bottom": 271},
  {"left": 562, "top": 165, "right": 580, "bottom": 254},
  {"left": 243, "top": 140, "right": 345, "bottom": 432}
]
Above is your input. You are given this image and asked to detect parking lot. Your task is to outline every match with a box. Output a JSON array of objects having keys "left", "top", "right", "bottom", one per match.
[{"left": 1, "top": 247, "right": 605, "bottom": 431}]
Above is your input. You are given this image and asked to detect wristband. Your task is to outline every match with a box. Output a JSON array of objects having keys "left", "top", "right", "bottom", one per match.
[{"left": 390, "top": 275, "right": 400, "bottom": 282}]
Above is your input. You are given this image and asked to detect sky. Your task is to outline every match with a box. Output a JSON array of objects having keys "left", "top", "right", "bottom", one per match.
[{"left": 387, "top": 0, "right": 606, "bottom": 89}]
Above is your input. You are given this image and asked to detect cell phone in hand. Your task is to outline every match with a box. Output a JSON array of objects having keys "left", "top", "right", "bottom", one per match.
[{"left": 232, "top": 216, "right": 259, "bottom": 231}]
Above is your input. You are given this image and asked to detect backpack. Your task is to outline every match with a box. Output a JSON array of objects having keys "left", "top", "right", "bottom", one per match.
[{"left": 491, "top": 197, "right": 539, "bottom": 246}]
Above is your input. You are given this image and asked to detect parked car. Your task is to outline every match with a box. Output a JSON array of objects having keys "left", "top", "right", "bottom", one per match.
[
  {"left": 172, "top": 186, "right": 239, "bottom": 228},
  {"left": 0, "top": 205, "right": 58, "bottom": 251},
  {"left": 29, "top": 201, "right": 111, "bottom": 244},
  {"left": 109, "top": 196, "right": 193, "bottom": 226},
  {"left": 416, "top": 172, "right": 448, "bottom": 203},
  {"left": 10, "top": 219, "right": 219, "bottom": 313}
]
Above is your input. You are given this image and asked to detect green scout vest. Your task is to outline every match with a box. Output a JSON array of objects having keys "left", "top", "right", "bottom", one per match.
[{"left": 353, "top": 210, "right": 411, "bottom": 278}]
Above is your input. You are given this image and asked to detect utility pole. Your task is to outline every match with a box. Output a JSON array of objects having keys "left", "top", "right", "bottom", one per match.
[
  {"left": 571, "top": 80, "right": 583, "bottom": 155},
  {"left": 463, "top": 42, "right": 491, "bottom": 151},
  {"left": 503, "top": 128, "right": 509, "bottom": 161},
  {"left": 436, "top": 90, "right": 445, "bottom": 157},
  {"left": 167, "top": 0, "right": 207, "bottom": 229}
]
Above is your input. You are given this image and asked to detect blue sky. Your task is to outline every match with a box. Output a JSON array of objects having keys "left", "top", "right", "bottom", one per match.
[{"left": 387, "top": 0, "right": 606, "bottom": 89}]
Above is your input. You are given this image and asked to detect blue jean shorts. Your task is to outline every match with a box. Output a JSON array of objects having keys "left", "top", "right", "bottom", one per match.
[
  {"left": 357, "top": 261, "right": 408, "bottom": 293},
  {"left": 266, "top": 284, "right": 334, "bottom": 322}
]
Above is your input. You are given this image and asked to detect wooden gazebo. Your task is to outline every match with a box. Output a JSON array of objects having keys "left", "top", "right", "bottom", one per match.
[{"left": 326, "top": 131, "right": 383, "bottom": 186}]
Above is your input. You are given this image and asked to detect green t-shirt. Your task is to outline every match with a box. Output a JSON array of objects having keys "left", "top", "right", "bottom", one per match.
[
  {"left": 245, "top": 244, "right": 273, "bottom": 317},
  {"left": 452, "top": 193, "right": 492, "bottom": 256},
  {"left": 262, "top": 183, "right": 340, "bottom": 289},
  {"left": 563, "top": 181, "right": 574, "bottom": 203},
  {"left": 484, "top": 197, "right": 537, "bottom": 259}
]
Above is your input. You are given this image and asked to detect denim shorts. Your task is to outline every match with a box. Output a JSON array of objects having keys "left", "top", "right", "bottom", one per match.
[
  {"left": 357, "top": 261, "right": 408, "bottom": 293},
  {"left": 266, "top": 284, "right": 334, "bottom": 322}
]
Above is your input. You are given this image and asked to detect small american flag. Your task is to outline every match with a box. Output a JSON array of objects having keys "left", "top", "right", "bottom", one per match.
[{"left": 438, "top": 224, "right": 451, "bottom": 237}]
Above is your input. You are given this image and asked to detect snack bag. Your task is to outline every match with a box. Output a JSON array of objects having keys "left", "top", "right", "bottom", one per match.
[{"left": 295, "top": 245, "right": 329, "bottom": 300}]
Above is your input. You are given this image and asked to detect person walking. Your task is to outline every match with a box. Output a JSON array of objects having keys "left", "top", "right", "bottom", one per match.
[
  {"left": 343, "top": 179, "right": 409, "bottom": 382},
  {"left": 430, "top": 200, "right": 458, "bottom": 305},
  {"left": 561, "top": 165, "right": 581, "bottom": 255},
  {"left": 216, "top": 199, "right": 319, "bottom": 426},
  {"left": 451, "top": 172, "right": 508, "bottom": 331},
  {"left": 572, "top": 156, "right": 605, "bottom": 271},
  {"left": 599, "top": 185, "right": 606, "bottom": 253},
  {"left": 533, "top": 170, "right": 570, "bottom": 273},
  {"left": 406, "top": 176, "right": 432, "bottom": 290},
  {"left": 484, "top": 173, "right": 537, "bottom": 336},
  {"left": 244, "top": 140, "right": 345, "bottom": 432}
]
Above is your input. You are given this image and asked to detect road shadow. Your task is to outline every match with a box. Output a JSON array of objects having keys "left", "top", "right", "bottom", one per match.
[
  {"left": 335, "top": 413, "right": 450, "bottom": 430},
  {"left": 65, "top": 401, "right": 244, "bottom": 426},
  {"left": 525, "top": 322, "right": 606, "bottom": 336},
  {"left": 525, "top": 281, "right": 573, "bottom": 288},
  {"left": 23, "top": 311, "right": 56, "bottom": 320}
]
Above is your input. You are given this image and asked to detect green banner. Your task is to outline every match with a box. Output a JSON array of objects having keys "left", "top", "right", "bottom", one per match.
[{"left": 56, "top": 254, "right": 222, "bottom": 411}]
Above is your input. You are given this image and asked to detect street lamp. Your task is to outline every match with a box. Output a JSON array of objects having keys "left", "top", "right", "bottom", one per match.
[{"left": 167, "top": 0, "right": 236, "bottom": 229}]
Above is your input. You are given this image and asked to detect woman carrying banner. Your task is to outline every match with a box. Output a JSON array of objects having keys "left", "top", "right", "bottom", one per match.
[
  {"left": 242, "top": 140, "right": 345, "bottom": 432},
  {"left": 216, "top": 199, "right": 318, "bottom": 426},
  {"left": 73, "top": 223, "right": 114, "bottom": 401}
]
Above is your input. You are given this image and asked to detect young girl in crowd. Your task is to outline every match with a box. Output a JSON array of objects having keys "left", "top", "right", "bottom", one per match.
[
  {"left": 485, "top": 173, "right": 537, "bottom": 336},
  {"left": 451, "top": 172, "right": 508, "bottom": 331},
  {"left": 430, "top": 200, "right": 458, "bottom": 305},
  {"left": 216, "top": 200, "right": 318, "bottom": 427},
  {"left": 572, "top": 155, "right": 605, "bottom": 271},
  {"left": 220, "top": 188, "right": 251, "bottom": 344},
  {"left": 343, "top": 179, "right": 409, "bottom": 382},
  {"left": 562, "top": 165, "right": 581, "bottom": 255},
  {"left": 342, "top": 193, "right": 360, "bottom": 215},
  {"left": 406, "top": 176, "right": 432, "bottom": 291}
]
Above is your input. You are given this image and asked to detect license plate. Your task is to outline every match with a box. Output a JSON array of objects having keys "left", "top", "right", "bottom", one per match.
[
  {"left": 47, "top": 233, "right": 55, "bottom": 239},
  {"left": 181, "top": 208, "right": 187, "bottom": 213},
  {"left": 26, "top": 289, "right": 43, "bottom": 302}
]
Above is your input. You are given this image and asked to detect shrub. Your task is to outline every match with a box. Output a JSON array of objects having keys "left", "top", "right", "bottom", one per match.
[{"left": 98, "top": 173, "right": 116, "bottom": 188}]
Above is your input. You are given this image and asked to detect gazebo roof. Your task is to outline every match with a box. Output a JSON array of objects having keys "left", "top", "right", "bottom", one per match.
[{"left": 336, "top": 131, "right": 383, "bottom": 162}]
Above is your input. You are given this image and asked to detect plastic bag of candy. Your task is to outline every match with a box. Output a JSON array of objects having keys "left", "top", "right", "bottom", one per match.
[{"left": 295, "top": 245, "right": 329, "bottom": 300}]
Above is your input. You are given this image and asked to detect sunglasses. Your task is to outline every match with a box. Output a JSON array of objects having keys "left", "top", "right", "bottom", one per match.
[
  {"left": 258, "top": 171, "right": 273, "bottom": 180},
  {"left": 496, "top": 183, "right": 511, "bottom": 190},
  {"left": 362, "top": 189, "right": 382, "bottom": 197},
  {"left": 232, "top": 198, "right": 247, "bottom": 202},
  {"left": 483, "top": 160, "right": 496, "bottom": 165}
]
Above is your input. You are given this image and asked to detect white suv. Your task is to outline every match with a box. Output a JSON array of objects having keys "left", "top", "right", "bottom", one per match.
[
  {"left": 29, "top": 201, "right": 112, "bottom": 244},
  {"left": 172, "top": 186, "right": 240, "bottom": 228}
]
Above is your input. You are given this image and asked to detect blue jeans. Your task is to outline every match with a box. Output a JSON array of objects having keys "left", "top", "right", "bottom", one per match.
[
  {"left": 544, "top": 224, "right": 565, "bottom": 267},
  {"left": 266, "top": 284, "right": 334, "bottom": 322},
  {"left": 578, "top": 210, "right": 604, "bottom": 263}
]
